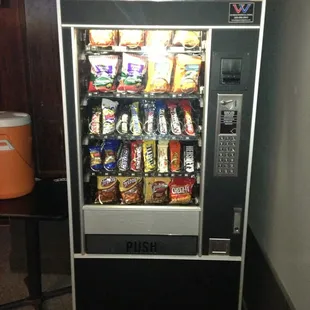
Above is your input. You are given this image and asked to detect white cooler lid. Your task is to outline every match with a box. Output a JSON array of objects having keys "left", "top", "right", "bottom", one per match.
[{"left": 0, "top": 111, "right": 31, "bottom": 128}]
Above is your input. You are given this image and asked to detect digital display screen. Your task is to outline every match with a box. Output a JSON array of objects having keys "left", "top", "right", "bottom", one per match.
[{"left": 220, "top": 110, "right": 237, "bottom": 134}]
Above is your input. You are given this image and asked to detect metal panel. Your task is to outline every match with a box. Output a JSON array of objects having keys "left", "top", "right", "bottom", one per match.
[
  {"left": 86, "top": 235, "right": 197, "bottom": 255},
  {"left": 61, "top": 28, "right": 81, "bottom": 253},
  {"left": 84, "top": 207, "right": 200, "bottom": 235},
  {"left": 202, "top": 29, "right": 259, "bottom": 256},
  {"left": 75, "top": 259, "right": 241, "bottom": 310},
  {"left": 61, "top": 1, "right": 262, "bottom": 26}
]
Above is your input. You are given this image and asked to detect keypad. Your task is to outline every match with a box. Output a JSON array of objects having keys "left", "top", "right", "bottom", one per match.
[{"left": 216, "top": 135, "right": 238, "bottom": 176}]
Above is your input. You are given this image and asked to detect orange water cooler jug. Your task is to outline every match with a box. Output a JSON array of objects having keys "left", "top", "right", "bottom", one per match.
[{"left": 0, "top": 112, "right": 35, "bottom": 199}]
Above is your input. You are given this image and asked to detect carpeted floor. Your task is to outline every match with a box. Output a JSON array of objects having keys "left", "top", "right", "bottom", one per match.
[{"left": 0, "top": 223, "right": 72, "bottom": 309}]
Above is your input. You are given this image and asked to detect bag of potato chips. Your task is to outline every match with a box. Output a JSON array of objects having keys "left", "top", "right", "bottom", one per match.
[
  {"left": 144, "top": 177, "right": 171, "bottom": 204},
  {"left": 171, "top": 54, "right": 202, "bottom": 94},
  {"left": 145, "top": 55, "right": 174, "bottom": 93}
]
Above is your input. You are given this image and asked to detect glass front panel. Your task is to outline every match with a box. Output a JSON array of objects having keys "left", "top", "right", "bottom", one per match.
[{"left": 78, "top": 29, "right": 208, "bottom": 207}]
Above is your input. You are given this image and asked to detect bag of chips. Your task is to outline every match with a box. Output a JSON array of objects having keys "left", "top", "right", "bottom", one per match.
[
  {"left": 118, "top": 177, "right": 143, "bottom": 204},
  {"left": 117, "top": 53, "right": 147, "bottom": 93},
  {"left": 144, "top": 55, "right": 174, "bottom": 93},
  {"left": 145, "top": 30, "right": 172, "bottom": 48},
  {"left": 89, "top": 30, "right": 118, "bottom": 47},
  {"left": 95, "top": 176, "right": 119, "bottom": 204},
  {"left": 89, "top": 146, "right": 103, "bottom": 172},
  {"left": 172, "top": 31, "right": 200, "bottom": 49},
  {"left": 171, "top": 54, "right": 202, "bottom": 94},
  {"left": 144, "top": 177, "right": 171, "bottom": 204},
  {"left": 103, "top": 140, "right": 120, "bottom": 171},
  {"left": 119, "top": 30, "right": 144, "bottom": 48},
  {"left": 88, "top": 55, "right": 120, "bottom": 93},
  {"left": 169, "top": 177, "right": 195, "bottom": 205}
]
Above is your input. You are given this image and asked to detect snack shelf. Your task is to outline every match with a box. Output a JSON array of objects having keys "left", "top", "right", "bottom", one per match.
[
  {"left": 86, "top": 133, "right": 200, "bottom": 142},
  {"left": 85, "top": 45, "right": 203, "bottom": 55},
  {"left": 88, "top": 169, "right": 200, "bottom": 178},
  {"left": 86, "top": 92, "right": 202, "bottom": 100}
]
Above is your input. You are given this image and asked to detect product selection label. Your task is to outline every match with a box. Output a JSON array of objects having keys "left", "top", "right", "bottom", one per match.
[{"left": 229, "top": 2, "right": 255, "bottom": 23}]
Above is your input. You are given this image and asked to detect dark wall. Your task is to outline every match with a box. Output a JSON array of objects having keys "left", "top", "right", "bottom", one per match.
[{"left": 0, "top": 0, "right": 66, "bottom": 178}]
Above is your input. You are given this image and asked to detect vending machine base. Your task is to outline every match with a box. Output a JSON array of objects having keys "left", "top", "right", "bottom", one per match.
[{"left": 74, "top": 258, "right": 241, "bottom": 309}]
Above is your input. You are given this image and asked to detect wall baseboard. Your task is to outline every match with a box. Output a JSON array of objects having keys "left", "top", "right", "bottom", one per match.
[{"left": 244, "top": 228, "right": 295, "bottom": 310}]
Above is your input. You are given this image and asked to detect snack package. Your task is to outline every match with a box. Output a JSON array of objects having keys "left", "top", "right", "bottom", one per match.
[
  {"left": 89, "top": 30, "right": 118, "bottom": 47},
  {"left": 143, "top": 101, "right": 156, "bottom": 135},
  {"left": 171, "top": 54, "right": 202, "bottom": 94},
  {"left": 169, "top": 141, "right": 181, "bottom": 172},
  {"left": 117, "top": 54, "right": 147, "bottom": 93},
  {"left": 101, "top": 99, "right": 118, "bottom": 134},
  {"left": 95, "top": 176, "right": 119, "bottom": 204},
  {"left": 116, "top": 105, "right": 130, "bottom": 135},
  {"left": 130, "top": 101, "right": 142, "bottom": 136},
  {"left": 183, "top": 143, "right": 195, "bottom": 173},
  {"left": 88, "top": 55, "right": 120, "bottom": 93},
  {"left": 169, "top": 177, "right": 195, "bottom": 204},
  {"left": 144, "top": 177, "right": 171, "bottom": 204},
  {"left": 144, "top": 55, "right": 174, "bottom": 93},
  {"left": 119, "top": 30, "right": 144, "bottom": 48},
  {"left": 167, "top": 101, "right": 182, "bottom": 135},
  {"left": 172, "top": 31, "right": 200, "bottom": 49},
  {"left": 179, "top": 100, "right": 195, "bottom": 136},
  {"left": 89, "top": 146, "right": 103, "bottom": 171},
  {"left": 143, "top": 140, "right": 156, "bottom": 172},
  {"left": 157, "top": 141, "right": 169, "bottom": 173},
  {"left": 156, "top": 100, "right": 168, "bottom": 135},
  {"left": 118, "top": 177, "right": 143, "bottom": 204},
  {"left": 103, "top": 140, "right": 120, "bottom": 171},
  {"left": 130, "top": 140, "right": 143, "bottom": 172},
  {"left": 89, "top": 107, "right": 101, "bottom": 135},
  {"left": 145, "top": 30, "right": 172, "bottom": 48},
  {"left": 117, "top": 141, "right": 130, "bottom": 172}
]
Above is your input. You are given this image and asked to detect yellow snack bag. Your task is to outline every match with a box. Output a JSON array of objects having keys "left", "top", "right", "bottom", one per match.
[
  {"left": 172, "top": 54, "right": 202, "bottom": 94},
  {"left": 145, "top": 55, "right": 174, "bottom": 93},
  {"left": 143, "top": 140, "right": 156, "bottom": 172},
  {"left": 144, "top": 177, "right": 171, "bottom": 204},
  {"left": 172, "top": 31, "right": 200, "bottom": 49},
  {"left": 145, "top": 30, "right": 172, "bottom": 48}
]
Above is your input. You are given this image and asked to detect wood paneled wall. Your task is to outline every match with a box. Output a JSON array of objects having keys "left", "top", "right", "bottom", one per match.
[{"left": 0, "top": 0, "right": 66, "bottom": 178}]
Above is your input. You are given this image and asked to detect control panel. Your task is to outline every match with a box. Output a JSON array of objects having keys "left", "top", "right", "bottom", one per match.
[{"left": 214, "top": 94, "right": 243, "bottom": 177}]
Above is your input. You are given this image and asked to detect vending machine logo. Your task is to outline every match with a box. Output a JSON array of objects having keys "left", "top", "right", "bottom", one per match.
[
  {"left": 233, "top": 3, "right": 251, "bottom": 14},
  {"left": 229, "top": 2, "right": 255, "bottom": 23}
]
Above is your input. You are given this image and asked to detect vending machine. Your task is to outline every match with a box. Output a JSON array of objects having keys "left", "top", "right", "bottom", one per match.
[{"left": 56, "top": 0, "right": 266, "bottom": 309}]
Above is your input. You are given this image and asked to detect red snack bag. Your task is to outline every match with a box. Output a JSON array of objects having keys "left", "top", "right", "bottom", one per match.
[
  {"left": 179, "top": 100, "right": 195, "bottom": 136},
  {"left": 130, "top": 140, "right": 143, "bottom": 172},
  {"left": 169, "top": 177, "right": 195, "bottom": 204}
]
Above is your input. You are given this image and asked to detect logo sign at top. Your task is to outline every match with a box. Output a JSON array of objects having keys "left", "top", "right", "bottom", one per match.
[{"left": 229, "top": 3, "right": 255, "bottom": 23}]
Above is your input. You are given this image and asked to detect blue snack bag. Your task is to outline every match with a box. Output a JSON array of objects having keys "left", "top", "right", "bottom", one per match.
[{"left": 103, "top": 140, "right": 120, "bottom": 171}]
